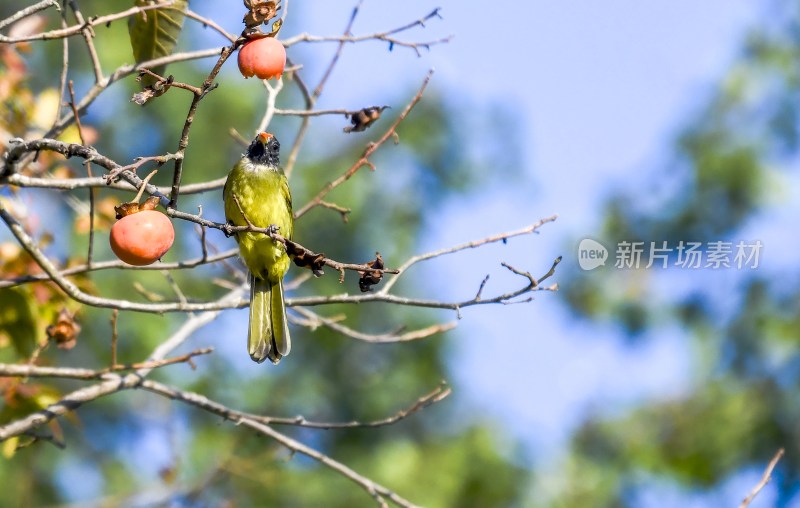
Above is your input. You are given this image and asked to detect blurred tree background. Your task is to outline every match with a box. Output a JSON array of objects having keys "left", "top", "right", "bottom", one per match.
[
  {"left": 552, "top": 2, "right": 800, "bottom": 506},
  {"left": 2, "top": 1, "right": 800, "bottom": 507}
]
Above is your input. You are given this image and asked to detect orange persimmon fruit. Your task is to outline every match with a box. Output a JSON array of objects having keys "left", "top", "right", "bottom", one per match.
[
  {"left": 238, "top": 36, "right": 286, "bottom": 80},
  {"left": 110, "top": 197, "right": 174, "bottom": 266}
]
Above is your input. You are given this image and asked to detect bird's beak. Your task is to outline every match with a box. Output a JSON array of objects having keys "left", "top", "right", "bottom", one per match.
[{"left": 257, "top": 132, "right": 273, "bottom": 145}]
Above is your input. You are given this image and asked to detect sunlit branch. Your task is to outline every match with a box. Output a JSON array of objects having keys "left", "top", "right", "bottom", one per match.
[
  {"left": 0, "top": 2, "right": 179, "bottom": 43},
  {"left": 380, "top": 216, "right": 559, "bottom": 294},
  {"left": 283, "top": 8, "right": 452, "bottom": 57},
  {"left": 292, "top": 307, "right": 457, "bottom": 343},
  {"left": 0, "top": 0, "right": 59, "bottom": 31}
]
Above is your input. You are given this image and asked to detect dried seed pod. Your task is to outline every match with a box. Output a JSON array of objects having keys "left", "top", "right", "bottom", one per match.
[
  {"left": 243, "top": 0, "right": 279, "bottom": 28},
  {"left": 358, "top": 253, "right": 385, "bottom": 292},
  {"left": 46, "top": 308, "right": 81, "bottom": 350},
  {"left": 344, "top": 106, "right": 390, "bottom": 133}
]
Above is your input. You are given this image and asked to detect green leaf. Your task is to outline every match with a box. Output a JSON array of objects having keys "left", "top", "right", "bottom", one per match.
[
  {"left": 0, "top": 287, "right": 38, "bottom": 357},
  {"left": 128, "top": 0, "right": 188, "bottom": 80}
]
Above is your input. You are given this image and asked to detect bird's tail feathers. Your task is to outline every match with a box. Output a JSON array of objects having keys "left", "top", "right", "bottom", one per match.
[
  {"left": 269, "top": 278, "right": 290, "bottom": 362},
  {"left": 248, "top": 274, "right": 291, "bottom": 364}
]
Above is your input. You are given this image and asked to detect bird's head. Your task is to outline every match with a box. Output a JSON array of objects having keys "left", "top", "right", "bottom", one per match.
[{"left": 245, "top": 132, "right": 280, "bottom": 166}]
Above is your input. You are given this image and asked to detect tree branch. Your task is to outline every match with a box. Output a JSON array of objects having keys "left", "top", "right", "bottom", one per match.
[
  {"left": 739, "top": 448, "right": 785, "bottom": 508},
  {"left": 0, "top": 2, "right": 177, "bottom": 43},
  {"left": 294, "top": 70, "right": 433, "bottom": 218},
  {"left": 0, "top": 0, "right": 59, "bottom": 31}
]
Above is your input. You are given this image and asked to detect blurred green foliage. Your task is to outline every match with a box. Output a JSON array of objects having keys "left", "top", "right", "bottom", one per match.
[{"left": 556, "top": 2, "right": 800, "bottom": 505}]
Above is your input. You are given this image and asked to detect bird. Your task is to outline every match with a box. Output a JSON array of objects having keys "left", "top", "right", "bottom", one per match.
[{"left": 223, "top": 132, "right": 293, "bottom": 364}]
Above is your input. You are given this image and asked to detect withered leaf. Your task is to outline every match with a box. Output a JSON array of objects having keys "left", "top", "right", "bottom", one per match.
[
  {"left": 243, "top": 0, "right": 279, "bottom": 28},
  {"left": 286, "top": 240, "right": 325, "bottom": 277},
  {"left": 359, "top": 253, "right": 385, "bottom": 292}
]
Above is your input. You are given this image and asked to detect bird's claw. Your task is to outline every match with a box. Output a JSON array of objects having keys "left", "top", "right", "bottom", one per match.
[
  {"left": 222, "top": 222, "right": 236, "bottom": 238},
  {"left": 266, "top": 224, "right": 280, "bottom": 236}
]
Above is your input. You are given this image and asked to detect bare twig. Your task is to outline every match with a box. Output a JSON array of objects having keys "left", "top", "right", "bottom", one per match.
[
  {"left": 110, "top": 309, "right": 119, "bottom": 368},
  {"left": 283, "top": 8, "right": 451, "bottom": 57},
  {"left": 255, "top": 382, "right": 451, "bottom": 429},
  {"left": 44, "top": 47, "right": 224, "bottom": 143},
  {"left": 133, "top": 169, "right": 159, "bottom": 203},
  {"left": 293, "top": 307, "right": 456, "bottom": 344},
  {"left": 185, "top": 8, "right": 236, "bottom": 42},
  {"left": 0, "top": 0, "right": 59, "bottom": 31},
  {"left": 51, "top": 9, "right": 70, "bottom": 133},
  {"left": 256, "top": 76, "right": 284, "bottom": 134},
  {"left": 283, "top": 59, "right": 312, "bottom": 177},
  {"left": 140, "top": 380, "right": 421, "bottom": 507},
  {"left": 295, "top": 70, "right": 433, "bottom": 218},
  {"left": 314, "top": 0, "right": 362, "bottom": 98},
  {"left": 739, "top": 448, "right": 785, "bottom": 508},
  {"left": 0, "top": 348, "right": 213, "bottom": 380},
  {"left": 276, "top": 106, "right": 387, "bottom": 118},
  {"left": 67, "top": 80, "right": 96, "bottom": 265},
  {"left": 4, "top": 172, "right": 227, "bottom": 195},
  {"left": 282, "top": 3, "right": 362, "bottom": 178},
  {"left": 168, "top": 44, "right": 235, "bottom": 209},
  {"left": 0, "top": 2, "right": 174, "bottom": 43},
  {"left": 2, "top": 190, "right": 558, "bottom": 314},
  {"left": 380, "top": 216, "right": 558, "bottom": 294},
  {"left": 66, "top": 0, "right": 103, "bottom": 82},
  {"left": 18, "top": 429, "right": 66, "bottom": 450},
  {"left": 197, "top": 205, "right": 209, "bottom": 262},
  {"left": 0, "top": 249, "right": 239, "bottom": 289}
]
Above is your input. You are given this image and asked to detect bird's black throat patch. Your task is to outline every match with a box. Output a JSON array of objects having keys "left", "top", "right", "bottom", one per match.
[{"left": 246, "top": 136, "right": 280, "bottom": 167}]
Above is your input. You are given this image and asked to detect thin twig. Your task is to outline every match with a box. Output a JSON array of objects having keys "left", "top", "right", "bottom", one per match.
[
  {"left": 17, "top": 429, "right": 66, "bottom": 450},
  {"left": 293, "top": 307, "right": 456, "bottom": 344},
  {"left": 380, "top": 216, "right": 558, "bottom": 294},
  {"left": 50, "top": 9, "right": 70, "bottom": 133},
  {"left": 67, "top": 80, "right": 96, "bottom": 266},
  {"left": 197, "top": 205, "right": 208, "bottom": 262},
  {"left": 295, "top": 69, "right": 433, "bottom": 218},
  {"left": 739, "top": 448, "right": 785, "bottom": 508},
  {"left": 282, "top": 8, "right": 450, "bottom": 58},
  {"left": 4, "top": 172, "right": 227, "bottom": 195},
  {"left": 110, "top": 309, "right": 119, "bottom": 368},
  {"left": 276, "top": 106, "right": 386, "bottom": 117},
  {"left": 185, "top": 8, "right": 236, "bottom": 42},
  {"left": 256, "top": 382, "right": 451, "bottom": 429},
  {"left": 256, "top": 77, "right": 284, "bottom": 133},
  {"left": 65, "top": 0, "right": 103, "bottom": 82},
  {"left": 133, "top": 169, "right": 159, "bottom": 203},
  {"left": 139, "top": 380, "right": 421, "bottom": 508},
  {"left": 0, "top": 0, "right": 59, "bottom": 31},
  {"left": 282, "top": 3, "right": 362, "bottom": 178},
  {"left": 168, "top": 43, "right": 235, "bottom": 209},
  {"left": 0, "top": 2, "right": 173, "bottom": 43},
  {"left": 0, "top": 249, "right": 239, "bottom": 289},
  {"left": 0, "top": 349, "right": 212, "bottom": 380}
]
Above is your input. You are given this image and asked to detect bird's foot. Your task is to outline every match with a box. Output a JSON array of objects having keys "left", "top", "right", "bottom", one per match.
[
  {"left": 222, "top": 221, "right": 236, "bottom": 238},
  {"left": 265, "top": 224, "right": 280, "bottom": 236}
]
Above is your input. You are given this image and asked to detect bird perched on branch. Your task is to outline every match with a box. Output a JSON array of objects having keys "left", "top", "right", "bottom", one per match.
[{"left": 224, "top": 132, "right": 293, "bottom": 364}]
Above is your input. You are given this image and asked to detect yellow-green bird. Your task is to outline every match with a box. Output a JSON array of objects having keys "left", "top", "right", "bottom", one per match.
[{"left": 224, "top": 132, "right": 293, "bottom": 364}]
